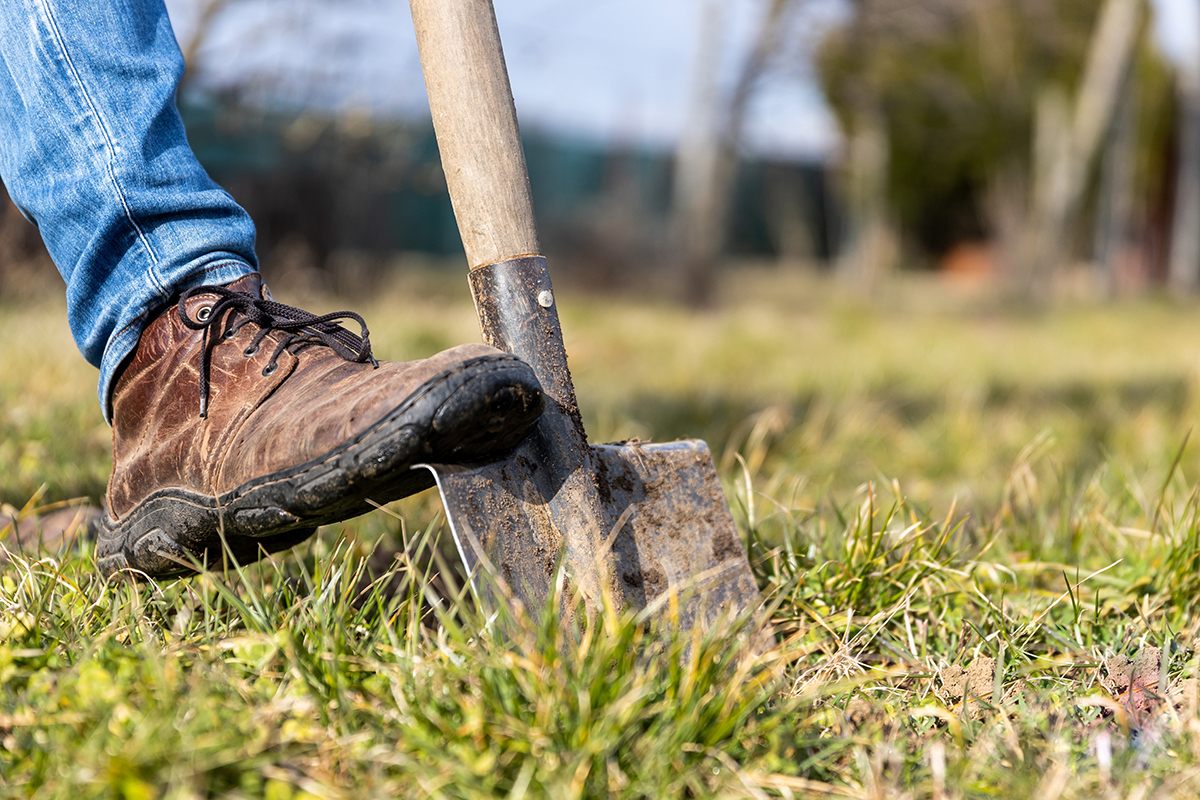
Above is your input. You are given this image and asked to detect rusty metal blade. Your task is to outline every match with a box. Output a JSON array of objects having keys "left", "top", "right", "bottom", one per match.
[{"left": 420, "top": 439, "right": 759, "bottom": 631}]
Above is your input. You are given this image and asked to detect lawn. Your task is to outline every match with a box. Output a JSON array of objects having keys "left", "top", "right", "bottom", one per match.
[{"left": 5, "top": 264, "right": 1200, "bottom": 798}]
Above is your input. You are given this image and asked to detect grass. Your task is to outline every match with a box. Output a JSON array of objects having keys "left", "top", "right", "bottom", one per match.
[{"left": 7, "top": 264, "right": 1200, "bottom": 796}]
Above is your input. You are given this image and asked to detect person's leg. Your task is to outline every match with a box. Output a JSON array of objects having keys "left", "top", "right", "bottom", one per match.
[
  {"left": 0, "top": 0, "right": 257, "bottom": 419},
  {"left": 0, "top": 0, "right": 545, "bottom": 577}
]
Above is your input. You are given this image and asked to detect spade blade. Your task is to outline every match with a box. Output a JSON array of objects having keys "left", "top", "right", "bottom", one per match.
[{"left": 421, "top": 439, "right": 760, "bottom": 631}]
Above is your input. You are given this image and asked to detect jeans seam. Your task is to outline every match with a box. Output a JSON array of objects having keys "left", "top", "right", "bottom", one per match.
[{"left": 36, "top": 0, "right": 166, "bottom": 297}]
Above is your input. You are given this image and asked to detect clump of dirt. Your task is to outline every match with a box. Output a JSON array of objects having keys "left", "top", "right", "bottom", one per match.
[
  {"left": 832, "top": 696, "right": 902, "bottom": 738},
  {"left": 1097, "top": 645, "right": 1200, "bottom": 726},
  {"left": 1101, "top": 653, "right": 1136, "bottom": 693},
  {"left": 1101, "top": 647, "right": 1162, "bottom": 714},
  {"left": 935, "top": 655, "right": 997, "bottom": 719}
]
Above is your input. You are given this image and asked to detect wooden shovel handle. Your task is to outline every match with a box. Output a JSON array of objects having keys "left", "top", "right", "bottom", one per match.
[{"left": 410, "top": 0, "right": 541, "bottom": 270}]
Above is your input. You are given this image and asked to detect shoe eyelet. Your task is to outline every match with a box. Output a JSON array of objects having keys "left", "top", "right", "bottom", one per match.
[
  {"left": 223, "top": 327, "right": 239, "bottom": 340},
  {"left": 243, "top": 344, "right": 260, "bottom": 357},
  {"left": 262, "top": 363, "right": 278, "bottom": 377},
  {"left": 195, "top": 304, "right": 213, "bottom": 322}
]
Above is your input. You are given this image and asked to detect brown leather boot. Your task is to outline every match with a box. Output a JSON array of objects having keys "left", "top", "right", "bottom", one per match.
[{"left": 95, "top": 274, "right": 544, "bottom": 578}]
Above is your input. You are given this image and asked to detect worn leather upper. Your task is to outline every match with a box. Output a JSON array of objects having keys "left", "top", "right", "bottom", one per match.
[{"left": 107, "top": 275, "right": 502, "bottom": 519}]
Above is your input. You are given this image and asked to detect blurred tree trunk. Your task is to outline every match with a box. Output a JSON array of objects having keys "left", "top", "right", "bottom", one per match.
[
  {"left": 765, "top": 166, "right": 815, "bottom": 266},
  {"left": 835, "top": 105, "right": 895, "bottom": 287},
  {"left": 1168, "top": 55, "right": 1200, "bottom": 292},
  {"left": 1095, "top": 62, "right": 1138, "bottom": 296},
  {"left": 671, "top": 1, "right": 725, "bottom": 306},
  {"left": 671, "top": 0, "right": 792, "bottom": 306},
  {"left": 831, "top": 0, "right": 896, "bottom": 290},
  {"left": 1013, "top": 0, "right": 1141, "bottom": 299}
]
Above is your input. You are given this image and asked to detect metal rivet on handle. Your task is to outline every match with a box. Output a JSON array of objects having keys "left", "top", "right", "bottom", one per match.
[{"left": 537, "top": 290, "right": 554, "bottom": 308}]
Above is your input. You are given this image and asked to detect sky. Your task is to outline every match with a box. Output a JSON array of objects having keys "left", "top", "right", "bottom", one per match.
[
  {"left": 1151, "top": 0, "right": 1199, "bottom": 69},
  {"left": 165, "top": 0, "right": 1198, "bottom": 163},
  {"left": 165, "top": 0, "right": 844, "bottom": 159}
]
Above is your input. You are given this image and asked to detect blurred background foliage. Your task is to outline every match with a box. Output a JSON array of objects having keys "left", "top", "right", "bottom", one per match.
[
  {"left": 815, "top": 0, "right": 1194, "bottom": 298},
  {"left": 818, "top": 0, "right": 1173, "bottom": 263},
  {"left": 1, "top": 0, "right": 1197, "bottom": 302}
]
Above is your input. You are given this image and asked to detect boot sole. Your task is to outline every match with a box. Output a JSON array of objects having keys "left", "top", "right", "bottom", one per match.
[{"left": 95, "top": 354, "right": 544, "bottom": 579}]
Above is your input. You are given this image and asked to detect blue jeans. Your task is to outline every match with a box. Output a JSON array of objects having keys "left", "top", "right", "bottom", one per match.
[{"left": 0, "top": 0, "right": 259, "bottom": 420}]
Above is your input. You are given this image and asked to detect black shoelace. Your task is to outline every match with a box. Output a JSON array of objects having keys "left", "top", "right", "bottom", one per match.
[{"left": 179, "top": 285, "right": 378, "bottom": 418}]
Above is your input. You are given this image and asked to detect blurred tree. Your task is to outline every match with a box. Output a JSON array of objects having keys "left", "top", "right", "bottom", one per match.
[
  {"left": 671, "top": 0, "right": 795, "bottom": 305},
  {"left": 1017, "top": 0, "right": 1143, "bottom": 295},
  {"left": 1094, "top": 52, "right": 1138, "bottom": 294},
  {"left": 1168, "top": 27, "right": 1200, "bottom": 292},
  {"left": 817, "top": 0, "right": 1173, "bottom": 293}
]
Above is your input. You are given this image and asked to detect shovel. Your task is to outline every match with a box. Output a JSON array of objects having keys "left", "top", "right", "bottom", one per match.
[{"left": 408, "top": 0, "right": 762, "bottom": 631}]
